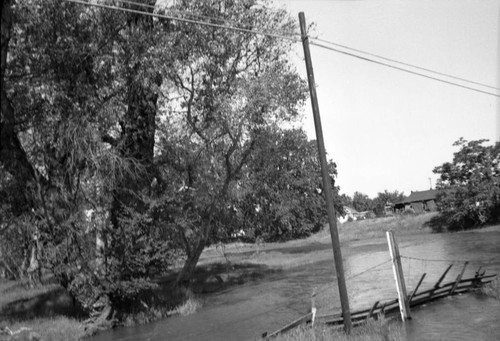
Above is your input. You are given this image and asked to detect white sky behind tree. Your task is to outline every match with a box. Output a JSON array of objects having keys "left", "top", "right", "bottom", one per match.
[{"left": 277, "top": 0, "right": 499, "bottom": 198}]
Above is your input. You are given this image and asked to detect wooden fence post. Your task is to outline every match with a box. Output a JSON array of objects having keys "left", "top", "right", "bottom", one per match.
[
  {"left": 311, "top": 290, "right": 317, "bottom": 327},
  {"left": 386, "top": 231, "right": 411, "bottom": 321}
]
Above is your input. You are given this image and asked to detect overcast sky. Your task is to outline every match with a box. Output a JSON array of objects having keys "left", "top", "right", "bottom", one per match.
[{"left": 276, "top": 0, "right": 499, "bottom": 198}]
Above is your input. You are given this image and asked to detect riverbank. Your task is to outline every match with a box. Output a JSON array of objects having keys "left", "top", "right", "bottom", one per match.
[{"left": 0, "top": 212, "right": 475, "bottom": 341}]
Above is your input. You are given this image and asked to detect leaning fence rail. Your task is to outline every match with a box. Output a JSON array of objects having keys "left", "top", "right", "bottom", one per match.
[{"left": 262, "top": 259, "right": 497, "bottom": 339}]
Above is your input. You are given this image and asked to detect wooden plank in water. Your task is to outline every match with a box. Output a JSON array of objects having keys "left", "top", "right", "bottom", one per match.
[
  {"left": 268, "top": 270, "right": 496, "bottom": 337},
  {"left": 408, "top": 273, "right": 426, "bottom": 303},
  {"left": 367, "top": 301, "right": 379, "bottom": 320},
  {"left": 428, "top": 264, "right": 453, "bottom": 297},
  {"left": 262, "top": 312, "right": 313, "bottom": 339},
  {"left": 435, "top": 264, "right": 453, "bottom": 289},
  {"left": 411, "top": 273, "right": 495, "bottom": 300},
  {"left": 450, "top": 262, "right": 468, "bottom": 295}
]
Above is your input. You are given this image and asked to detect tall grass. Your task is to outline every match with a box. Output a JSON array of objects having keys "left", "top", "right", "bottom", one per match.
[
  {"left": 169, "top": 296, "right": 203, "bottom": 316},
  {"left": 476, "top": 277, "right": 500, "bottom": 300},
  {"left": 272, "top": 318, "right": 404, "bottom": 341}
]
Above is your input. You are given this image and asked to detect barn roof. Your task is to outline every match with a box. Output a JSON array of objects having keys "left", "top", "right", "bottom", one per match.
[{"left": 401, "top": 189, "right": 439, "bottom": 204}]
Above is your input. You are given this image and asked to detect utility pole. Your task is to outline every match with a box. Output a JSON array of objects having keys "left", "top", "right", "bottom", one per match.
[{"left": 298, "top": 12, "right": 352, "bottom": 334}]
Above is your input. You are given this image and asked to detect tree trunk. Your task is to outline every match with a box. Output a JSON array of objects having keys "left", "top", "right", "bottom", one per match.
[
  {"left": 176, "top": 240, "right": 206, "bottom": 288},
  {"left": 95, "top": 222, "right": 106, "bottom": 276},
  {"left": 27, "top": 243, "right": 41, "bottom": 288}
]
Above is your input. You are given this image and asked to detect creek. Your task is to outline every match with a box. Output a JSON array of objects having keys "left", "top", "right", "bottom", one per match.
[{"left": 92, "top": 227, "right": 500, "bottom": 341}]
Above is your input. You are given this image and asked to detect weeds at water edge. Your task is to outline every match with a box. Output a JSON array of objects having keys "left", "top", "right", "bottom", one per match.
[
  {"left": 272, "top": 318, "right": 404, "bottom": 341},
  {"left": 168, "top": 295, "right": 203, "bottom": 316},
  {"left": 476, "top": 277, "right": 500, "bottom": 300}
]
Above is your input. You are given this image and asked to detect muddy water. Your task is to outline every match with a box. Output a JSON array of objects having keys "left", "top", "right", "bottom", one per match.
[{"left": 92, "top": 228, "right": 500, "bottom": 341}]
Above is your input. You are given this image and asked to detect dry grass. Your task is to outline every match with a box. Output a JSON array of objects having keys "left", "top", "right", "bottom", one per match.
[
  {"left": 338, "top": 213, "right": 436, "bottom": 243},
  {"left": 200, "top": 213, "right": 437, "bottom": 271},
  {"left": 272, "top": 318, "right": 404, "bottom": 341},
  {"left": 0, "top": 279, "right": 86, "bottom": 341},
  {"left": 240, "top": 250, "right": 332, "bottom": 269},
  {"left": 4, "top": 317, "right": 86, "bottom": 341}
]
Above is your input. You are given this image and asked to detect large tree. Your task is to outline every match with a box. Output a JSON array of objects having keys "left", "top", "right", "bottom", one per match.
[
  {"left": 433, "top": 138, "right": 500, "bottom": 231},
  {"left": 351, "top": 191, "right": 372, "bottom": 212},
  {"left": 234, "top": 128, "right": 343, "bottom": 242},
  {"left": 1, "top": 0, "right": 176, "bottom": 316},
  {"left": 1, "top": 0, "right": 309, "bottom": 321},
  {"left": 153, "top": 0, "right": 307, "bottom": 286}
]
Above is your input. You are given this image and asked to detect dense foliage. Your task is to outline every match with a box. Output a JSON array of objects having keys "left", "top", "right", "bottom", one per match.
[
  {"left": 0, "top": 0, "right": 341, "bottom": 324},
  {"left": 342, "top": 190, "right": 405, "bottom": 216},
  {"left": 234, "top": 128, "right": 343, "bottom": 242},
  {"left": 432, "top": 138, "right": 500, "bottom": 231}
]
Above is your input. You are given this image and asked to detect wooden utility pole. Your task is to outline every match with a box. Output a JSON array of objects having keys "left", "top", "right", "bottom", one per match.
[
  {"left": 298, "top": 12, "right": 352, "bottom": 334},
  {"left": 386, "top": 230, "right": 411, "bottom": 321}
]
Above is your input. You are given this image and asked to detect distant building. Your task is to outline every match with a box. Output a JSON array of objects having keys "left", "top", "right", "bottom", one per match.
[
  {"left": 338, "top": 206, "right": 358, "bottom": 223},
  {"left": 384, "top": 203, "right": 395, "bottom": 216},
  {"left": 394, "top": 189, "right": 439, "bottom": 214}
]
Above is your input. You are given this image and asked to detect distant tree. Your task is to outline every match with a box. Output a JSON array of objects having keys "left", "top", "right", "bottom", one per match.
[
  {"left": 375, "top": 190, "right": 406, "bottom": 205},
  {"left": 432, "top": 138, "right": 500, "bottom": 231},
  {"left": 352, "top": 191, "right": 372, "bottom": 212},
  {"left": 235, "top": 128, "right": 343, "bottom": 242},
  {"left": 339, "top": 193, "right": 353, "bottom": 209},
  {"left": 371, "top": 190, "right": 405, "bottom": 216}
]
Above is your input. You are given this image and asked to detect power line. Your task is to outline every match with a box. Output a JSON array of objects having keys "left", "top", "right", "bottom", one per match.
[
  {"left": 309, "top": 41, "right": 500, "bottom": 98},
  {"left": 63, "top": 0, "right": 499, "bottom": 98},
  {"left": 63, "top": 0, "right": 299, "bottom": 42},
  {"left": 312, "top": 37, "right": 500, "bottom": 91},
  {"left": 111, "top": 0, "right": 291, "bottom": 35}
]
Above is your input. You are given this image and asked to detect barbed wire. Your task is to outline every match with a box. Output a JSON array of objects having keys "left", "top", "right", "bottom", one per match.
[
  {"left": 346, "top": 259, "right": 392, "bottom": 280},
  {"left": 400, "top": 255, "right": 498, "bottom": 264}
]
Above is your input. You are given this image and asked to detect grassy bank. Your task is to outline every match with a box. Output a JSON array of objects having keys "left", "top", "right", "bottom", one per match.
[
  {"left": 338, "top": 212, "right": 436, "bottom": 243},
  {"left": 0, "top": 277, "right": 202, "bottom": 340},
  {"left": 0, "top": 213, "right": 440, "bottom": 340},
  {"left": 199, "top": 213, "right": 437, "bottom": 270}
]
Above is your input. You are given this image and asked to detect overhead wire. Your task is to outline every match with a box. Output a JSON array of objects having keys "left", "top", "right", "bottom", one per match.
[
  {"left": 110, "top": 0, "right": 282, "bottom": 33},
  {"left": 312, "top": 37, "right": 500, "bottom": 91},
  {"left": 309, "top": 40, "right": 500, "bottom": 98},
  {"left": 63, "top": 0, "right": 299, "bottom": 42},
  {"left": 64, "top": 0, "right": 499, "bottom": 98}
]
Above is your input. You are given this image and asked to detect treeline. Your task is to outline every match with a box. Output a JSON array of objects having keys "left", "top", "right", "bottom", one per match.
[
  {"left": 0, "top": 0, "right": 345, "bottom": 324},
  {"left": 340, "top": 190, "right": 406, "bottom": 217}
]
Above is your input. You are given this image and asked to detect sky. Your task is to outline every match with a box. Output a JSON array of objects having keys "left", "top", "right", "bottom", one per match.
[{"left": 275, "top": 0, "right": 500, "bottom": 198}]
